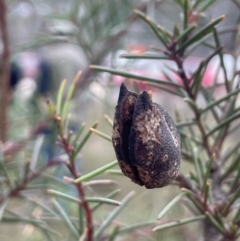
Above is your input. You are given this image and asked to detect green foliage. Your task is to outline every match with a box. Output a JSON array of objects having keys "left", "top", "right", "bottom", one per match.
[
  {"left": 0, "top": 75, "right": 131, "bottom": 241},
  {"left": 2, "top": 0, "right": 240, "bottom": 241},
  {"left": 90, "top": 0, "right": 240, "bottom": 240}
]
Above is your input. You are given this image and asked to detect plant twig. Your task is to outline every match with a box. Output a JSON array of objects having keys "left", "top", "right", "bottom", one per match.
[
  {"left": 0, "top": 158, "right": 65, "bottom": 205},
  {"left": 53, "top": 115, "right": 93, "bottom": 241},
  {"left": 0, "top": 0, "right": 10, "bottom": 142}
]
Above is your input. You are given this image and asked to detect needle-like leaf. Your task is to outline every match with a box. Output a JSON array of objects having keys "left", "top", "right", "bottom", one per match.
[
  {"left": 90, "top": 65, "right": 183, "bottom": 88},
  {"left": 152, "top": 215, "right": 205, "bottom": 232},
  {"left": 52, "top": 198, "right": 79, "bottom": 238},
  {"left": 75, "top": 160, "right": 118, "bottom": 183},
  {"left": 157, "top": 192, "right": 186, "bottom": 219},
  {"left": 95, "top": 191, "right": 135, "bottom": 240},
  {"left": 177, "top": 15, "right": 225, "bottom": 52}
]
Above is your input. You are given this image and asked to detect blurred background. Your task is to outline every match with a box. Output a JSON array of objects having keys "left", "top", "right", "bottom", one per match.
[{"left": 1, "top": 0, "right": 240, "bottom": 240}]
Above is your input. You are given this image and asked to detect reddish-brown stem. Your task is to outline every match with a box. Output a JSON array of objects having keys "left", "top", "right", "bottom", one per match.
[
  {"left": 172, "top": 55, "right": 195, "bottom": 99},
  {"left": 0, "top": 0, "right": 10, "bottom": 142},
  {"left": 176, "top": 173, "right": 234, "bottom": 240},
  {"left": 170, "top": 51, "right": 212, "bottom": 157},
  {"left": 176, "top": 173, "right": 214, "bottom": 214},
  {"left": 68, "top": 164, "right": 94, "bottom": 241},
  {"left": 55, "top": 116, "right": 93, "bottom": 241}
]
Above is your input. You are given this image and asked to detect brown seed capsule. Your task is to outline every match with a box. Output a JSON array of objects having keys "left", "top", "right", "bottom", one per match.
[
  {"left": 112, "top": 83, "right": 181, "bottom": 189},
  {"left": 112, "top": 83, "right": 143, "bottom": 186}
]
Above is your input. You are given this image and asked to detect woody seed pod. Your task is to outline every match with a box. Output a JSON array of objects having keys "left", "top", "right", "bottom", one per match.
[{"left": 112, "top": 83, "right": 181, "bottom": 189}]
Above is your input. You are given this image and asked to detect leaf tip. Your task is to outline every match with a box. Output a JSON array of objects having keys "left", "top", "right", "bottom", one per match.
[
  {"left": 220, "top": 15, "right": 225, "bottom": 20},
  {"left": 89, "top": 127, "right": 95, "bottom": 132},
  {"left": 74, "top": 178, "right": 80, "bottom": 184},
  {"left": 64, "top": 176, "right": 75, "bottom": 183},
  {"left": 146, "top": 17, "right": 151, "bottom": 22},
  {"left": 152, "top": 227, "right": 157, "bottom": 232},
  {"left": 73, "top": 71, "right": 82, "bottom": 84},
  {"left": 133, "top": 9, "right": 140, "bottom": 14}
]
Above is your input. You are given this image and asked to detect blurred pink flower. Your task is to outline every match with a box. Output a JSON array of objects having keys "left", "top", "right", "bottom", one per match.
[{"left": 111, "top": 55, "right": 222, "bottom": 90}]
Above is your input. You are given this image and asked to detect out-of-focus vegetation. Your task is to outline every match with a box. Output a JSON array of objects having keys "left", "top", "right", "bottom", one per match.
[{"left": 1, "top": 0, "right": 240, "bottom": 241}]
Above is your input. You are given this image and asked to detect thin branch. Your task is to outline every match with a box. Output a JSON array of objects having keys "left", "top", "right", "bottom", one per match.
[
  {"left": 0, "top": 158, "right": 65, "bottom": 205},
  {"left": 171, "top": 54, "right": 212, "bottom": 157},
  {"left": 0, "top": 0, "right": 10, "bottom": 142},
  {"left": 53, "top": 115, "right": 93, "bottom": 241}
]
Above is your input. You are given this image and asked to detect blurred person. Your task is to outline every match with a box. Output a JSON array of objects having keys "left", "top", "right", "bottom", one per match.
[{"left": 13, "top": 51, "right": 53, "bottom": 102}]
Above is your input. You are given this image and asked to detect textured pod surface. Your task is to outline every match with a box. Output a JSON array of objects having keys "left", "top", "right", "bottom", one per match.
[
  {"left": 112, "top": 83, "right": 181, "bottom": 189},
  {"left": 112, "top": 84, "right": 143, "bottom": 186}
]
